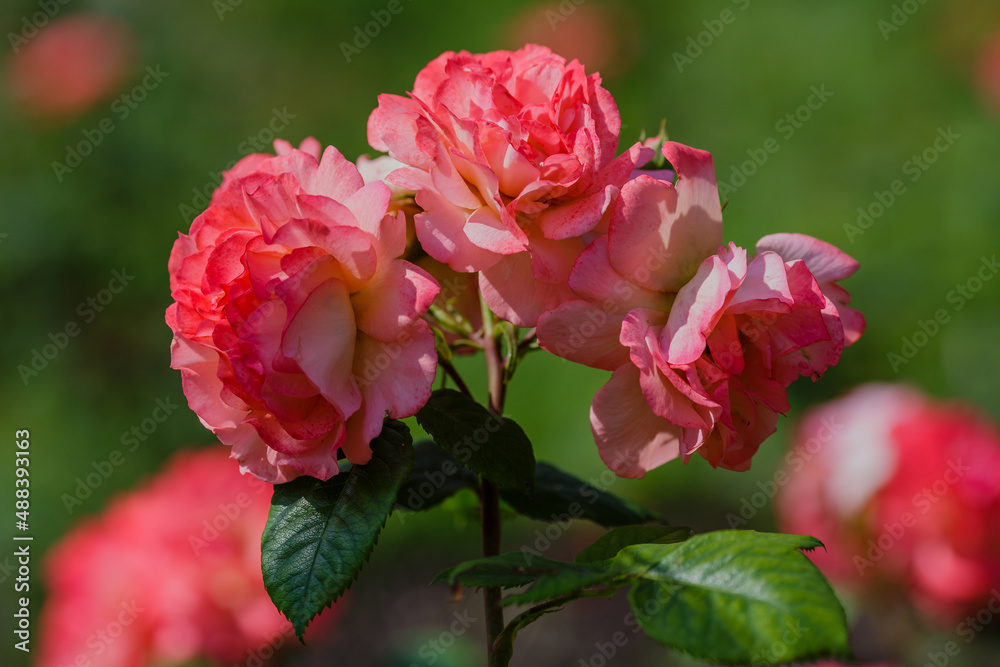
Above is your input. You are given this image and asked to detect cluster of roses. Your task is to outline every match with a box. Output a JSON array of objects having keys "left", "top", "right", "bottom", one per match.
[{"left": 167, "top": 44, "right": 863, "bottom": 485}]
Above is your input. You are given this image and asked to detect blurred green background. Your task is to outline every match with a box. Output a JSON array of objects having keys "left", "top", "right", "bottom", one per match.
[{"left": 2, "top": 0, "right": 1000, "bottom": 665}]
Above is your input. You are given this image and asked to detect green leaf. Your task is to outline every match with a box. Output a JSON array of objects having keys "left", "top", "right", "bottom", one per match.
[
  {"left": 619, "top": 531, "right": 851, "bottom": 665},
  {"left": 436, "top": 531, "right": 850, "bottom": 665},
  {"left": 490, "top": 605, "right": 562, "bottom": 667},
  {"left": 415, "top": 389, "right": 535, "bottom": 492},
  {"left": 501, "top": 564, "right": 617, "bottom": 607},
  {"left": 395, "top": 440, "right": 477, "bottom": 513},
  {"left": 500, "top": 462, "right": 662, "bottom": 527},
  {"left": 574, "top": 525, "right": 692, "bottom": 565},
  {"left": 433, "top": 551, "right": 573, "bottom": 589},
  {"left": 434, "top": 551, "right": 618, "bottom": 609},
  {"left": 261, "top": 420, "right": 414, "bottom": 640}
]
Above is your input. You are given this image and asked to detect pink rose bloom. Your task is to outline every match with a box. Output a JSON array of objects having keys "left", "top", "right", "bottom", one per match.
[
  {"left": 538, "top": 142, "right": 862, "bottom": 476},
  {"left": 777, "top": 384, "right": 1000, "bottom": 623},
  {"left": 167, "top": 139, "right": 440, "bottom": 483},
  {"left": 38, "top": 447, "right": 342, "bottom": 667},
  {"left": 367, "top": 44, "right": 650, "bottom": 326},
  {"left": 8, "top": 15, "right": 133, "bottom": 121}
]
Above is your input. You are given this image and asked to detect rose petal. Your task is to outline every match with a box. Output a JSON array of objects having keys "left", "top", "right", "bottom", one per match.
[
  {"left": 280, "top": 278, "right": 361, "bottom": 416},
  {"left": 591, "top": 365, "right": 683, "bottom": 478}
]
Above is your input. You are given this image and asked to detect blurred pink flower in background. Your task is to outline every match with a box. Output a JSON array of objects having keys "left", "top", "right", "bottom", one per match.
[
  {"left": 777, "top": 384, "right": 1000, "bottom": 623},
  {"left": 7, "top": 14, "right": 133, "bottom": 122},
  {"left": 975, "top": 30, "right": 1000, "bottom": 115},
  {"left": 39, "top": 447, "right": 342, "bottom": 667},
  {"left": 503, "top": 3, "right": 640, "bottom": 77}
]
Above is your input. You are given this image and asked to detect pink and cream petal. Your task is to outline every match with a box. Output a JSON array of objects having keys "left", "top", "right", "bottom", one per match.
[
  {"left": 479, "top": 250, "right": 577, "bottom": 328},
  {"left": 280, "top": 278, "right": 362, "bottom": 416},
  {"left": 170, "top": 336, "right": 248, "bottom": 430},
  {"left": 591, "top": 365, "right": 683, "bottom": 478},
  {"left": 608, "top": 143, "right": 723, "bottom": 293},
  {"left": 535, "top": 185, "right": 615, "bottom": 240},
  {"left": 567, "top": 237, "right": 669, "bottom": 311},
  {"left": 663, "top": 254, "right": 737, "bottom": 365},
  {"left": 756, "top": 232, "right": 859, "bottom": 283},
  {"left": 464, "top": 207, "right": 527, "bottom": 255},
  {"left": 412, "top": 195, "right": 501, "bottom": 272},
  {"left": 352, "top": 260, "right": 441, "bottom": 342},
  {"left": 536, "top": 301, "right": 629, "bottom": 371}
]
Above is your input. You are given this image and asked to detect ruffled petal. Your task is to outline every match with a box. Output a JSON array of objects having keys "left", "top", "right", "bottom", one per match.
[
  {"left": 352, "top": 260, "right": 441, "bottom": 342},
  {"left": 608, "top": 143, "right": 723, "bottom": 292},
  {"left": 279, "top": 278, "right": 361, "bottom": 416},
  {"left": 537, "top": 300, "right": 629, "bottom": 370},
  {"left": 591, "top": 365, "right": 683, "bottom": 478},
  {"left": 756, "top": 232, "right": 859, "bottom": 283},
  {"left": 344, "top": 323, "right": 437, "bottom": 464}
]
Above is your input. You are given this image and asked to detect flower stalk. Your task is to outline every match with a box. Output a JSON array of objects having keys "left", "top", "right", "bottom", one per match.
[{"left": 479, "top": 297, "right": 507, "bottom": 664}]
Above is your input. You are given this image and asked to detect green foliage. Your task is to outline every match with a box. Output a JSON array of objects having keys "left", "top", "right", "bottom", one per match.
[
  {"left": 261, "top": 420, "right": 414, "bottom": 640},
  {"left": 438, "top": 530, "right": 851, "bottom": 666},
  {"left": 620, "top": 532, "right": 850, "bottom": 664},
  {"left": 501, "top": 462, "right": 664, "bottom": 527},
  {"left": 434, "top": 551, "right": 578, "bottom": 589},
  {"left": 436, "top": 551, "right": 617, "bottom": 607},
  {"left": 574, "top": 525, "right": 692, "bottom": 564},
  {"left": 416, "top": 389, "right": 536, "bottom": 492},
  {"left": 395, "top": 440, "right": 478, "bottom": 513},
  {"left": 394, "top": 434, "right": 663, "bottom": 533}
]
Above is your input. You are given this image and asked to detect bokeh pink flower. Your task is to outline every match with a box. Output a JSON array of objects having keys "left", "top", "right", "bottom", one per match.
[
  {"left": 8, "top": 14, "right": 133, "bottom": 121},
  {"left": 367, "top": 44, "right": 650, "bottom": 326},
  {"left": 976, "top": 30, "right": 1000, "bottom": 116},
  {"left": 39, "top": 447, "right": 342, "bottom": 667},
  {"left": 777, "top": 384, "right": 1000, "bottom": 623},
  {"left": 167, "top": 139, "right": 440, "bottom": 483},
  {"left": 503, "top": 3, "right": 640, "bottom": 77}
]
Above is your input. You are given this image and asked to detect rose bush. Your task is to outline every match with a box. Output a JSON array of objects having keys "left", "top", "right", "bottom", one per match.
[
  {"left": 167, "top": 139, "right": 440, "bottom": 483},
  {"left": 161, "top": 43, "right": 867, "bottom": 666}
]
